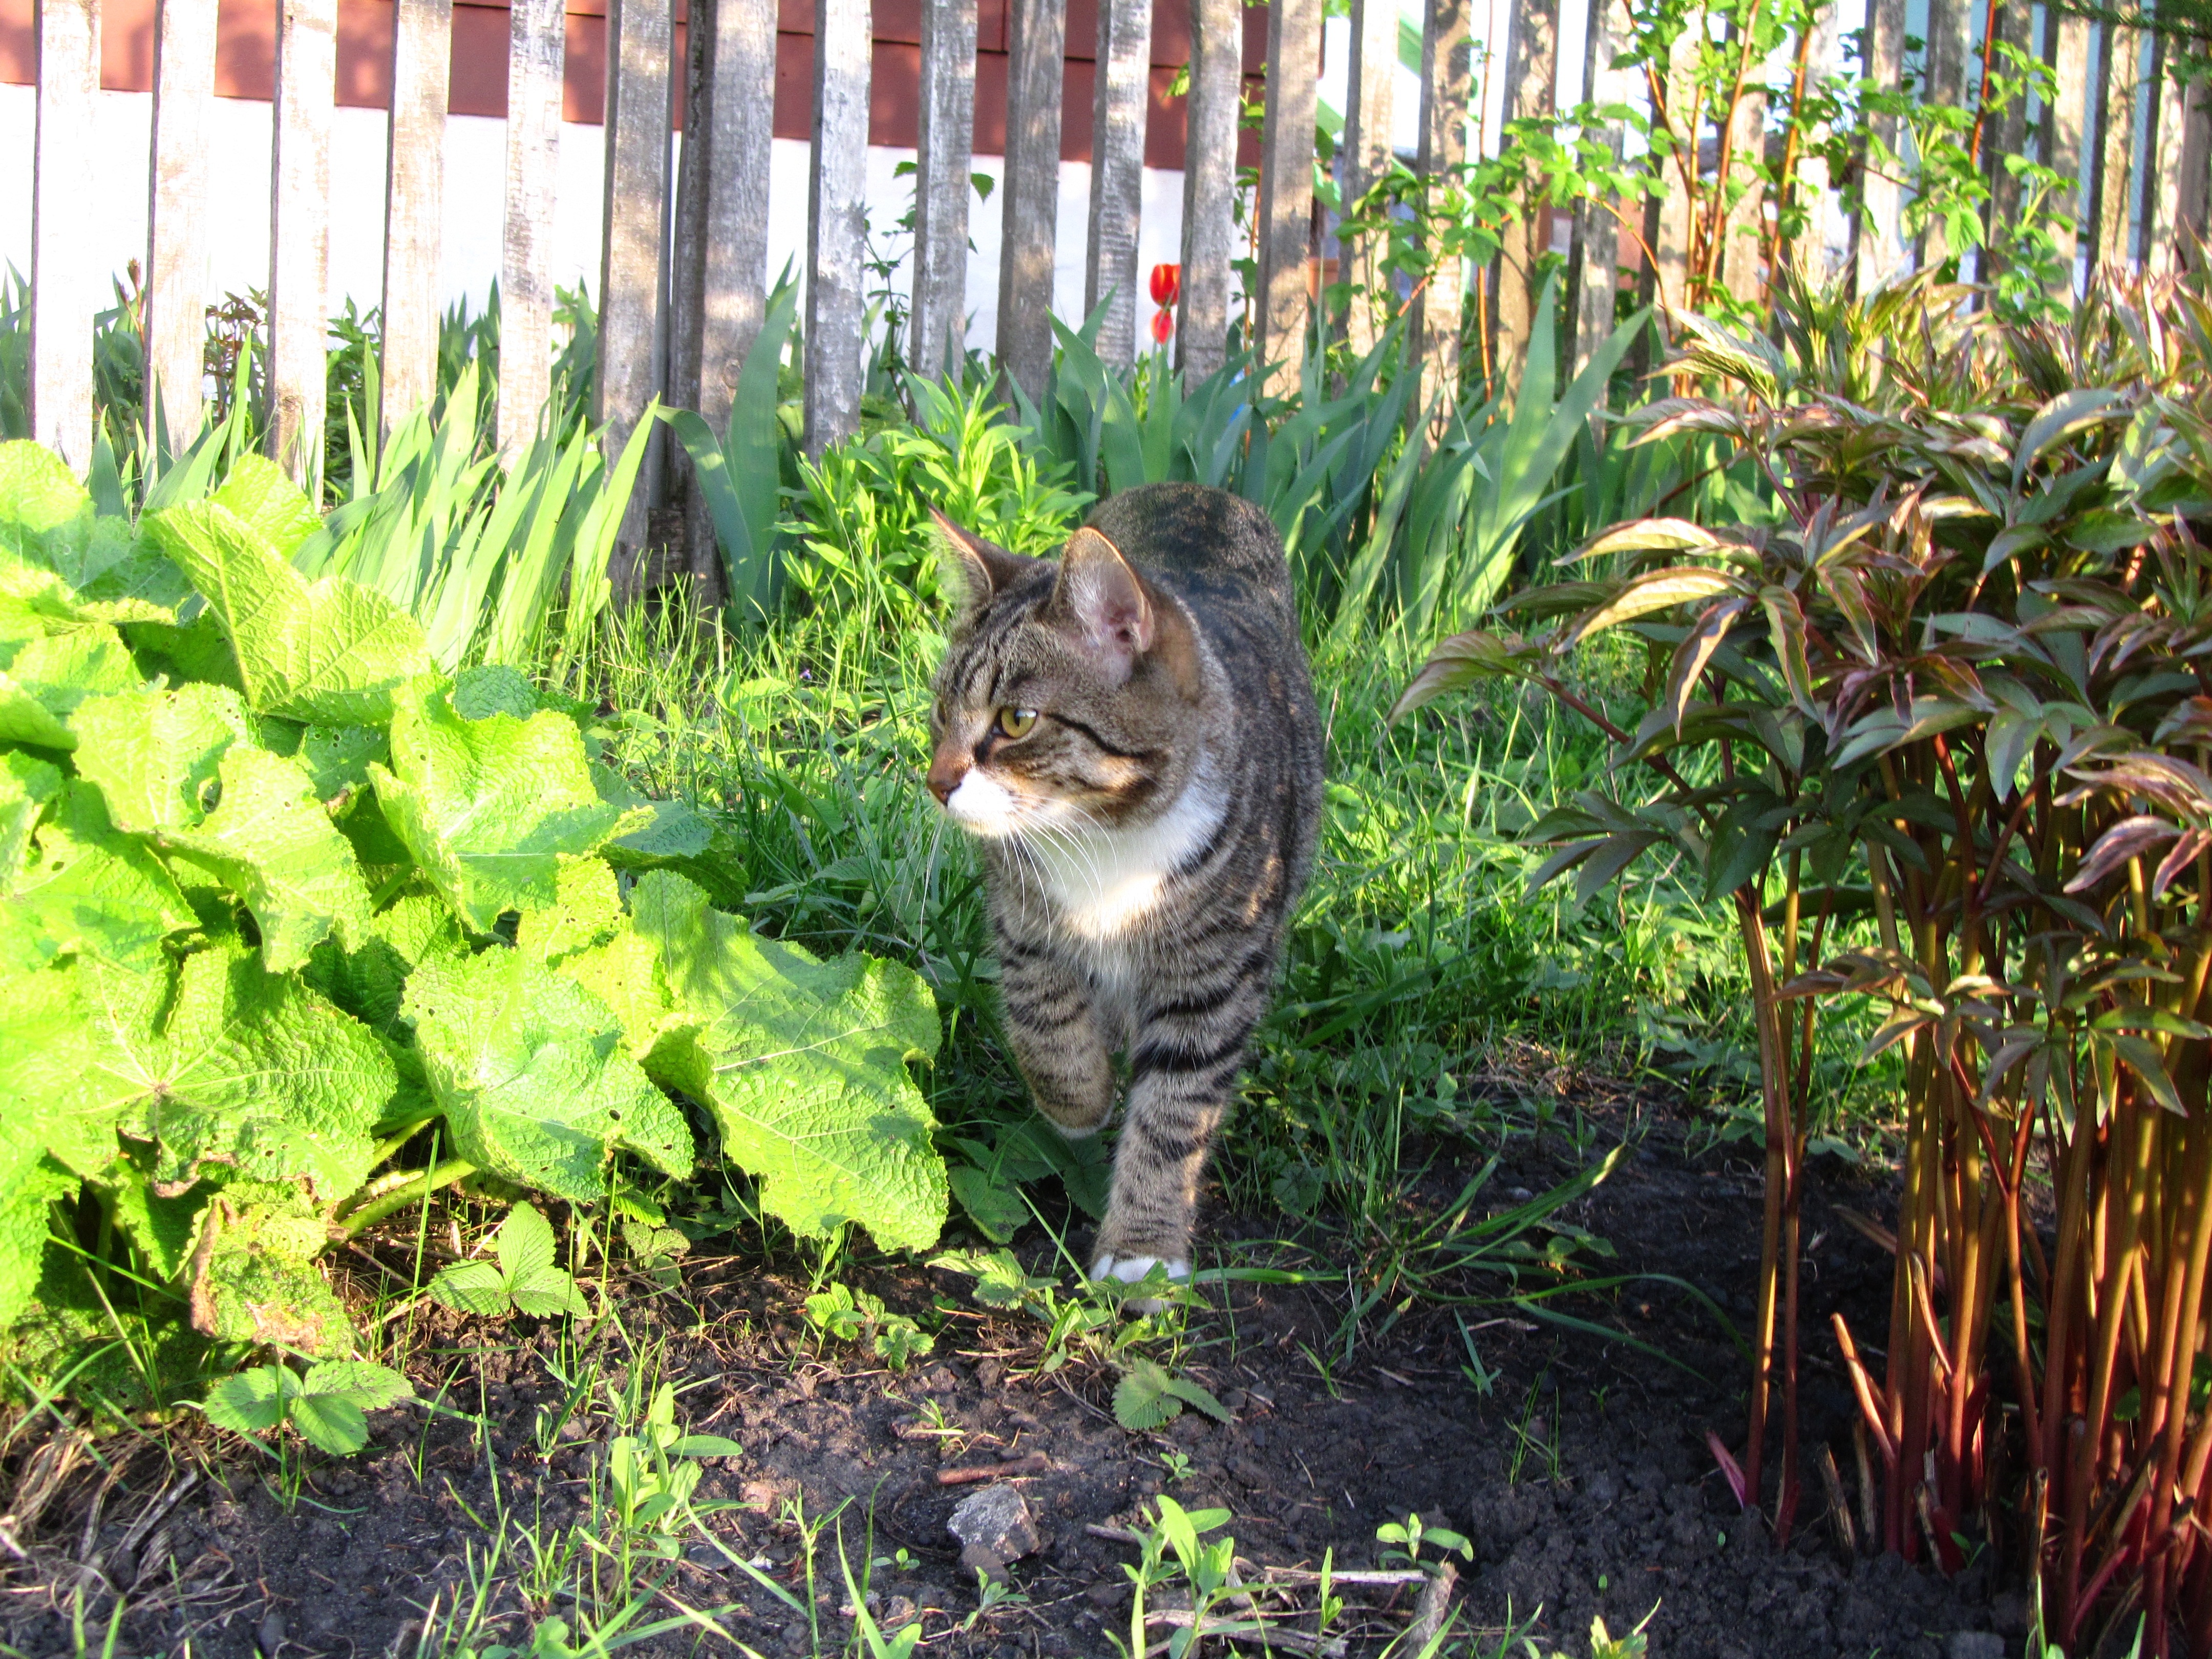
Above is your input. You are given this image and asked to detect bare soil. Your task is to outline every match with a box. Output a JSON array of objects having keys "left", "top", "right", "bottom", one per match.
[{"left": 1, "top": 1068, "right": 2012, "bottom": 1659}]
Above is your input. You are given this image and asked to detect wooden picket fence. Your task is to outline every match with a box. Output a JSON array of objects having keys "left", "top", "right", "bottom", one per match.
[{"left": 21, "top": 0, "right": 2212, "bottom": 544}]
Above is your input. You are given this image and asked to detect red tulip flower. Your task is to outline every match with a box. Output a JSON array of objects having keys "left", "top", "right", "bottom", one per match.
[
  {"left": 1151, "top": 308, "right": 1175, "bottom": 344},
  {"left": 1150, "top": 263, "right": 1181, "bottom": 306}
]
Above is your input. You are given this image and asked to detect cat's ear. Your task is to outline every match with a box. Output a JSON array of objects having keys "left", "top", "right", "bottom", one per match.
[
  {"left": 1049, "top": 526, "right": 1154, "bottom": 680},
  {"left": 930, "top": 507, "right": 1034, "bottom": 624}
]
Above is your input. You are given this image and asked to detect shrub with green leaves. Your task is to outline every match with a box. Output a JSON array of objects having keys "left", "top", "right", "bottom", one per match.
[{"left": 0, "top": 438, "right": 948, "bottom": 1389}]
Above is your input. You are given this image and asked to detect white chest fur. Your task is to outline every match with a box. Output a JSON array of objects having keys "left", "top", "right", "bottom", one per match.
[{"left": 1032, "top": 763, "right": 1224, "bottom": 943}]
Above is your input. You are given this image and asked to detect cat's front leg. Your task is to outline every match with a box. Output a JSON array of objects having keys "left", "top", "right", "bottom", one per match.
[
  {"left": 1093, "top": 988, "right": 1259, "bottom": 1290},
  {"left": 998, "top": 936, "right": 1116, "bottom": 1135}
]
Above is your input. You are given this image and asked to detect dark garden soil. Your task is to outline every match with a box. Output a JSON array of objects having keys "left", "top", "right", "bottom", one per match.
[{"left": 2, "top": 1054, "right": 2017, "bottom": 1659}]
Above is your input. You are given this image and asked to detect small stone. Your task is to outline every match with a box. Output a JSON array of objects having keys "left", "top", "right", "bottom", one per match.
[
  {"left": 960, "top": 1542, "right": 1009, "bottom": 1584},
  {"left": 1085, "top": 1580, "right": 1126, "bottom": 1608},
  {"left": 881, "top": 1595, "right": 918, "bottom": 1628},
  {"left": 1989, "top": 1592, "right": 2031, "bottom": 1637},
  {"left": 1585, "top": 1470, "right": 1620, "bottom": 1504},
  {"left": 1946, "top": 1634, "right": 2005, "bottom": 1659},
  {"left": 256, "top": 1611, "right": 287, "bottom": 1654},
  {"left": 948, "top": 1483, "right": 1040, "bottom": 1561}
]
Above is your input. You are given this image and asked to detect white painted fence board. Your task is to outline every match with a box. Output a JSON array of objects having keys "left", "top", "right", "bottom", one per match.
[
  {"left": 270, "top": 0, "right": 337, "bottom": 487},
  {"left": 381, "top": 0, "right": 452, "bottom": 441},
  {"left": 1177, "top": 0, "right": 1238, "bottom": 381},
  {"left": 33, "top": 0, "right": 101, "bottom": 472},
  {"left": 1085, "top": 0, "right": 1151, "bottom": 366},
  {"left": 146, "top": 0, "right": 216, "bottom": 457},
  {"left": 912, "top": 0, "right": 980, "bottom": 376},
  {"left": 996, "top": 0, "right": 1064, "bottom": 403},
  {"left": 498, "top": 0, "right": 563, "bottom": 461},
  {"left": 598, "top": 0, "right": 672, "bottom": 544},
  {"left": 803, "top": 0, "right": 870, "bottom": 455}
]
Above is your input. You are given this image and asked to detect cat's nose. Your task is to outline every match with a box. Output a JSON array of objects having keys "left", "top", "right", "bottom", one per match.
[{"left": 926, "top": 752, "right": 967, "bottom": 806}]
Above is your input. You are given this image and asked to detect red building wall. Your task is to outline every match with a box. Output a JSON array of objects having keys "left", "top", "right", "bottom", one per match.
[{"left": 0, "top": 0, "right": 1266, "bottom": 167}]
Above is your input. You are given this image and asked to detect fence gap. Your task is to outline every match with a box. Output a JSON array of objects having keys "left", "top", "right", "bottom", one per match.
[
  {"left": 1339, "top": 0, "right": 1396, "bottom": 361},
  {"left": 599, "top": 0, "right": 673, "bottom": 555},
  {"left": 380, "top": 0, "right": 453, "bottom": 444},
  {"left": 1086, "top": 0, "right": 1152, "bottom": 366},
  {"left": 913, "top": 0, "right": 981, "bottom": 378},
  {"left": 1412, "top": 0, "right": 1470, "bottom": 420},
  {"left": 146, "top": 0, "right": 216, "bottom": 459},
  {"left": 995, "top": 0, "right": 1066, "bottom": 403},
  {"left": 270, "top": 0, "right": 338, "bottom": 487},
  {"left": 1176, "top": 0, "right": 1238, "bottom": 381},
  {"left": 803, "top": 0, "right": 871, "bottom": 455},
  {"left": 497, "top": 0, "right": 563, "bottom": 463},
  {"left": 1494, "top": 0, "right": 1557, "bottom": 394}
]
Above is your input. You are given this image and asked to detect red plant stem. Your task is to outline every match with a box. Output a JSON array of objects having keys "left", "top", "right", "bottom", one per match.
[
  {"left": 1834, "top": 1312, "right": 1900, "bottom": 1467},
  {"left": 2143, "top": 1118, "right": 2212, "bottom": 1656},
  {"left": 1967, "top": 0, "right": 2002, "bottom": 170}
]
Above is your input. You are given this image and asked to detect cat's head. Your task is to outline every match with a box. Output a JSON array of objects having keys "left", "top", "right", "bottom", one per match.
[{"left": 924, "top": 509, "right": 1206, "bottom": 840}]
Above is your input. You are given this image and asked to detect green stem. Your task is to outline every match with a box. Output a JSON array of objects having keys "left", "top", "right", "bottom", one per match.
[{"left": 334, "top": 1160, "right": 478, "bottom": 1240}]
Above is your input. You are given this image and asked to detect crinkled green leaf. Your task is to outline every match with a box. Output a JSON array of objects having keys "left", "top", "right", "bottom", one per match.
[
  {"left": 143, "top": 499, "right": 434, "bottom": 723},
  {"left": 187, "top": 1197, "right": 355, "bottom": 1355},
  {"left": 403, "top": 946, "right": 693, "bottom": 1202},
  {"left": 509, "top": 1263, "right": 589, "bottom": 1318},
  {"left": 592, "top": 763, "right": 717, "bottom": 863},
  {"left": 4, "top": 782, "right": 192, "bottom": 972},
  {"left": 303, "top": 889, "right": 465, "bottom": 1035},
  {"left": 286, "top": 1393, "right": 370, "bottom": 1455},
  {"left": 496, "top": 1200, "right": 558, "bottom": 1280},
  {"left": 948, "top": 1165, "right": 1028, "bottom": 1244},
  {"left": 0, "top": 441, "right": 92, "bottom": 556},
  {"left": 451, "top": 663, "right": 538, "bottom": 720},
  {"left": 303, "top": 1357, "right": 414, "bottom": 1411},
  {"left": 0, "top": 751, "right": 62, "bottom": 887},
  {"left": 109, "top": 944, "right": 395, "bottom": 1202},
  {"left": 210, "top": 456, "right": 325, "bottom": 560},
  {"left": 0, "top": 956, "right": 155, "bottom": 1176},
  {"left": 372, "top": 683, "right": 647, "bottom": 931},
  {"left": 1113, "top": 1358, "right": 1184, "bottom": 1431},
  {"left": 295, "top": 724, "right": 390, "bottom": 803},
  {"left": 631, "top": 871, "right": 945, "bottom": 1253},
  {"left": 70, "top": 684, "right": 255, "bottom": 834},
  {"left": 91, "top": 1148, "right": 203, "bottom": 1280},
  {"left": 0, "top": 1121, "right": 75, "bottom": 1330},
  {"left": 162, "top": 746, "right": 372, "bottom": 971},
  {"left": 519, "top": 857, "right": 627, "bottom": 967},
  {"left": 0, "top": 627, "right": 140, "bottom": 749}
]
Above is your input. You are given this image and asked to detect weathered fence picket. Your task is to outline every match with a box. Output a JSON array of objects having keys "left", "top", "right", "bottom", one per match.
[
  {"left": 1494, "top": 0, "right": 1556, "bottom": 392},
  {"left": 146, "top": 0, "right": 216, "bottom": 457},
  {"left": 381, "top": 0, "right": 453, "bottom": 441},
  {"left": 803, "top": 0, "right": 871, "bottom": 456},
  {"left": 599, "top": 0, "right": 671, "bottom": 547},
  {"left": 995, "top": 0, "right": 1064, "bottom": 403},
  {"left": 1086, "top": 0, "right": 1151, "bottom": 367},
  {"left": 912, "top": 0, "right": 980, "bottom": 378},
  {"left": 1255, "top": 0, "right": 1320, "bottom": 393},
  {"left": 2047, "top": 7, "right": 2092, "bottom": 294},
  {"left": 2097, "top": 23, "right": 2144, "bottom": 271},
  {"left": 31, "top": 0, "right": 100, "bottom": 472},
  {"left": 1411, "top": 0, "right": 1469, "bottom": 420},
  {"left": 1339, "top": 0, "right": 1396, "bottom": 360},
  {"left": 496, "top": 0, "right": 563, "bottom": 462},
  {"left": 269, "top": 0, "right": 337, "bottom": 485},
  {"left": 1176, "top": 0, "right": 1238, "bottom": 382},
  {"left": 1855, "top": 0, "right": 1908, "bottom": 294},
  {"left": 1570, "top": 0, "right": 1625, "bottom": 382}
]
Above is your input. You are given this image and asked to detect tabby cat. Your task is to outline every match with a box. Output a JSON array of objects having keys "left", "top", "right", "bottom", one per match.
[{"left": 926, "top": 483, "right": 1324, "bottom": 1293}]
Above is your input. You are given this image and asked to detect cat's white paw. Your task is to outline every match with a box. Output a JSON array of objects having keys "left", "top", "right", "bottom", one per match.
[
  {"left": 1092, "top": 1253, "right": 1189, "bottom": 1285},
  {"left": 1091, "top": 1254, "right": 1189, "bottom": 1312}
]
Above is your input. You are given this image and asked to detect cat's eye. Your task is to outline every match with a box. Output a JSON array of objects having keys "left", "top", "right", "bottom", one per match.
[{"left": 997, "top": 706, "right": 1038, "bottom": 738}]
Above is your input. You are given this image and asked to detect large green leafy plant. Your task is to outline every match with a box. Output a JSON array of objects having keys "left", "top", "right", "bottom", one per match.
[
  {"left": 0, "top": 439, "right": 947, "bottom": 1385},
  {"left": 1397, "top": 270, "right": 2212, "bottom": 1654}
]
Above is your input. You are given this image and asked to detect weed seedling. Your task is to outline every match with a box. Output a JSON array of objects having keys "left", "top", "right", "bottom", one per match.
[
  {"left": 1375, "top": 1512, "right": 1473, "bottom": 1572},
  {"left": 1159, "top": 1449, "right": 1195, "bottom": 1483}
]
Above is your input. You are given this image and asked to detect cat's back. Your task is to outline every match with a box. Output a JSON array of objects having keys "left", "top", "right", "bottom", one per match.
[{"left": 1085, "top": 482, "right": 1297, "bottom": 632}]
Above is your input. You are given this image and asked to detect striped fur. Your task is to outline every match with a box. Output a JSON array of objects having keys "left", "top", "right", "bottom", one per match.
[{"left": 927, "top": 484, "right": 1324, "bottom": 1283}]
